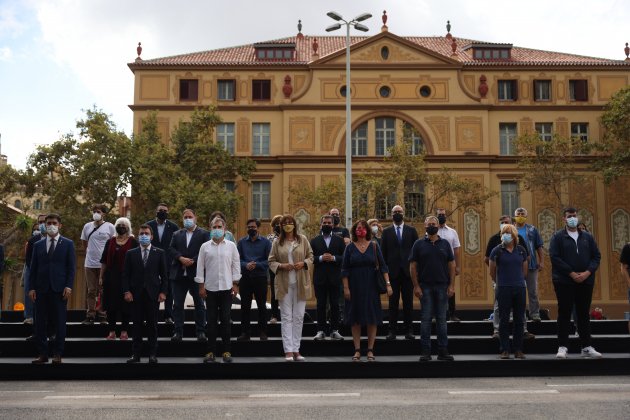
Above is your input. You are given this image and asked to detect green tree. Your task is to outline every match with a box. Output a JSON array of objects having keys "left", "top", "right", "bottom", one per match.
[{"left": 592, "top": 86, "right": 630, "bottom": 183}]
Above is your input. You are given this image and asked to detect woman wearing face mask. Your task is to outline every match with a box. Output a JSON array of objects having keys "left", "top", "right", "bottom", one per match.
[
  {"left": 342, "top": 219, "right": 392, "bottom": 362},
  {"left": 266, "top": 215, "right": 283, "bottom": 323},
  {"left": 99, "top": 217, "right": 137, "bottom": 340},
  {"left": 268, "top": 214, "right": 314, "bottom": 361},
  {"left": 489, "top": 224, "right": 528, "bottom": 359},
  {"left": 367, "top": 218, "right": 383, "bottom": 247}
]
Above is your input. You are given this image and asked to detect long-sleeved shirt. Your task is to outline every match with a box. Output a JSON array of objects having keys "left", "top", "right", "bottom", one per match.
[
  {"left": 237, "top": 235, "right": 272, "bottom": 279},
  {"left": 195, "top": 239, "right": 241, "bottom": 292}
]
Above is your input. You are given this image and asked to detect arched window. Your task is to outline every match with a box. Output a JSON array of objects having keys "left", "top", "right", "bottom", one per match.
[
  {"left": 14, "top": 199, "right": 22, "bottom": 209},
  {"left": 34, "top": 199, "right": 42, "bottom": 210}
]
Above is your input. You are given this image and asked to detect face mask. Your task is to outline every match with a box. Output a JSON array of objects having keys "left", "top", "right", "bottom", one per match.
[
  {"left": 273, "top": 225, "right": 281, "bottom": 235},
  {"left": 93, "top": 212, "right": 102, "bottom": 222},
  {"left": 138, "top": 234, "right": 151, "bottom": 246},
  {"left": 437, "top": 215, "right": 447, "bottom": 225},
  {"left": 283, "top": 224, "right": 294, "bottom": 233},
  {"left": 156, "top": 210, "right": 168, "bottom": 221},
  {"left": 46, "top": 225, "right": 59, "bottom": 236},
  {"left": 247, "top": 228, "right": 257, "bottom": 237},
  {"left": 321, "top": 225, "right": 333, "bottom": 235},
  {"left": 499, "top": 223, "right": 506, "bottom": 232},
  {"left": 211, "top": 229, "right": 225, "bottom": 239},
  {"left": 566, "top": 217, "right": 578, "bottom": 228},
  {"left": 392, "top": 213, "right": 403, "bottom": 224},
  {"left": 371, "top": 225, "right": 379, "bottom": 235},
  {"left": 32, "top": 231, "right": 40, "bottom": 236},
  {"left": 501, "top": 233, "right": 513, "bottom": 244},
  {"left": 356, "top": 227, "right": 367, "bottom": 238},
  {"left": 183, "top": 218, "right": 195, "bottom": 229},
  {"left": 116, "top": 226, "right": 128, "bottom": 235},
  {"left": 332, "top": 215, "right": 340, "bottom": 225},
  {"left": 426, "top": 226, "right": 438, "bottom": 236},
  {"left": 39, "top": 223, "right": 46, "bottom": 234},
  {"left": 514, "top": 216, "right": 527, "bottom": 224}
]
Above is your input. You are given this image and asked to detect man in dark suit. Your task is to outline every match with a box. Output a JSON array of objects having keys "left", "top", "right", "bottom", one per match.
[
  {"left": 168, "top": 208, "right": 209, "bottom": 341},
  {"left": 311, "top": 215, "right": 346, "bottom": 340},
  {"left": 28, "top": 213, "right": 76, "bottom": 364},
  {"left": 122, "top": 224, "right": 168, "bottom": 364},
  {"left": 381, "top": 204, "right": 419, "bottom": 340},
  {"left": 145, "top": 202, "right": 179, "bottom": 324}
]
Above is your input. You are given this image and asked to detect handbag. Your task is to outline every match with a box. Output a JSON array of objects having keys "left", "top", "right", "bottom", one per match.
[{"left": 372, "top": 242, "right": 387, "bottom": 294}]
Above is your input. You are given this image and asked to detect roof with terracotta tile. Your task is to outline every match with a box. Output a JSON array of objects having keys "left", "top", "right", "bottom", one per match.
[{"left": 129, "top": 34, "right": 630, "bottom": 68}]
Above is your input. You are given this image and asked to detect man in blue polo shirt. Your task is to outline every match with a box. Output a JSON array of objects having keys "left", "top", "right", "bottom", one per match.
[{"left": 409, "top": 215, "right": 455, "bottom": 362}]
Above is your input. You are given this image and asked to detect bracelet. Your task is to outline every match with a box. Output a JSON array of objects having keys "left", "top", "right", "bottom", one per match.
[{"left": 386, "top": 281, "right": 391, "bottom": 285}]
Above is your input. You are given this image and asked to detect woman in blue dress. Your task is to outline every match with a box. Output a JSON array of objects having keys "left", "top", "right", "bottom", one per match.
[{"left": 342, "top": 219, "right": 392, "bottom": 362}]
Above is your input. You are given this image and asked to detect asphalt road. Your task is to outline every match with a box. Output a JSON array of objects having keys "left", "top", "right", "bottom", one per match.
[{"left": 1, "top": 376, "right": 629, "bottom": 419}]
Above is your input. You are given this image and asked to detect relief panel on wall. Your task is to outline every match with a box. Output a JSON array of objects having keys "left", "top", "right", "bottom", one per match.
[
  {"left": 537, "top": 208, "right": 557, "bottom": 300},
  {"left": 425, "top": 117, "right": 450, "bottom": 151},
  {"left": 289, "top": 117, "right": 315, "bottom": 152},
  {"left": 610, "top": 209, "right": 630, "bottom": 299},
  {"left": 455, "top": 117, "right": 482, "bottom": 151},
  {"left": 236, "top": 118, "right": 250, "bottom": 153},
  {"left": 320, "top": 117, "right": 345, "bottom": 152},
  {"left": 460, "top": 194, "right": 487, "bottom": 301}
]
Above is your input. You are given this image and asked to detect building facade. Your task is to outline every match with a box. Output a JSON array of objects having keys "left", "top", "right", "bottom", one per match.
[{"left": 128, "top": 15, "right": 630, "bottom": 315}]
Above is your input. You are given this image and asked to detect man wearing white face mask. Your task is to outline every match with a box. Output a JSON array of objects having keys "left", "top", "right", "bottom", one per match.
[
  {"left": 549, "top": 207, "right": 602, "bottom": 359},
  {"left": 80, "top": 204, "right": 115, "bottom": 324}
]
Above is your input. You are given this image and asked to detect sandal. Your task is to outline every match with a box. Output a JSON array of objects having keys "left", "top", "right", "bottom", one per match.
[
  {"left": 352, "top": 349, "right": 361, "bottom": 362},
  {"left": 367, "top": 348, "right": 375, "bottom": 362}
]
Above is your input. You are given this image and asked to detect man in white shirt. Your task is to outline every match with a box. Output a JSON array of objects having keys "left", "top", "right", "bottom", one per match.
[
  {"left": 436, "top": 208, "right": 461, "bottom": 322},
  {"left": 196, "top": 216, "right": 241, "bottom": 363},
  {"left": 80, "top": 204, "right": 115, "bottom": 324}
]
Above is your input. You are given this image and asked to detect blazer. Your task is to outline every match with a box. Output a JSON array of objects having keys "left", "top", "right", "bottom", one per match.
[
  {"left": 381, "top": 223, "right": 419, "bottom": 279},
  {"left": 122, "top": 246, "right": 169, "bottom": 301},
  {"left": 268, "top": 235, "right": 314, "bottom": 301},
  {"left": 28, "top": 235, "right": 76, "bottom": 293},
  {"left": 146, "top": 219, "right": 179, "bottom": 265},
  {"left": 310, "top": 234, "right": 345, "bottom": 286},
  {"left": 168, "top": 227, "right": 210, "bottom": 280}
]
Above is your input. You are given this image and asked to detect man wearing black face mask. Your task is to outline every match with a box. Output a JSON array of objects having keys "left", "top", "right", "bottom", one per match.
[
  {"left": 436, "top": 208, "right": 461, "bottom": 322},
  {"left": 146, "top": 203, "right": 179, "bottom": 324},
  {"left": 381, "top": 205, "right": 419, "bottom": 340},
  {"left": 329, "top": 208, "right": 350, "bottom": 246},
  {"left": 237, "top": 218, "right": 272, "bottom": 341}
]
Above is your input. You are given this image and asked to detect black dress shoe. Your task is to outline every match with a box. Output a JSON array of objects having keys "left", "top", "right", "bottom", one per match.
[
  {"left": 405, "top": 331, "right": 415, "bottom": 340},
  {"left": 237, "top": 333, "right": 250, "bottom": 342},
  {"left": 25, "top": 335, "right": 36, "bottom": 342},
  {"left": 51, "top": 355, "right": 62, "bottom": 364},
  {"left": 171, "top": 333, "right": 182, "bottom": 342},
  {"left": 259, "top": 331, "right": 268, "bottom": 341},
  {"left": 437, "top": 348, "right": 455, "bottom": 361},
  {"left": 197, "top": 332, "right": 208, "bottom": 342},
  {"left": 149, "top": 356, "right": 158, "bottom": 364},
  {"left": 32, "top": 356, "right": 49, "bottom": 364},
  {"left": 385, "top": 332, "right": 397, "bottom": 340},
  {"left": 419, "top": 353, "right": 432, "bottom": 362},
  {"left": 164, "top": 317, "right": 174, "bottom": 325},
  {"left": 126, "top": 355, "right": 141, "bottom": 364}
]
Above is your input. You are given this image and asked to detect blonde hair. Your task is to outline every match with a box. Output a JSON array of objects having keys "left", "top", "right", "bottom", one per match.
[{"left": 500, "top": 224, "right": 518, "bottom": 244}]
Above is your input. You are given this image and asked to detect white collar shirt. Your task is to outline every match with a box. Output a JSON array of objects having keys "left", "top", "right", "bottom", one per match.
[
  {"left": 194, "top": 239, "right": 241, "bottom": 292},
  {"left": 438, "top": 224, "right": 461, "bottom": 252}
]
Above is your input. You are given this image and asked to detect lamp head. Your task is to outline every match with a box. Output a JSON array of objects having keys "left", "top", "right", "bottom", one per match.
[
  {"left": 354, "top": 23, "right": 369, "bottom": 32},
  {"left": 353, "top": 13, "right": 372, "bottom": 22},
  {"left": 327, "top": 11, "right": 343, "bottom": 21},
  {"left": 326, "top": 23, "right": 342, "bottom": 32}
]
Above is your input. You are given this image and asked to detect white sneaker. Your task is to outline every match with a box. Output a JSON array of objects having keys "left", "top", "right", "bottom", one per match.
[
  {"left": 23, "top": 318, "right": 33, "bottom": 325},
  {"left": 330, "top": 330, "right": 344, "bottom": 340},
  {"left": 314, "top": 331, "right": 326, "bottom": 340},
  {"left": 581, "top": 346, "right": 602, "bottom": 358},
  {"left": 556, "top": 346, "right": 568, "bottom": 359}
]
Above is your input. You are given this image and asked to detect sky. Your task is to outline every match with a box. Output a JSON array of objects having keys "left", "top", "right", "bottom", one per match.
[{"left": 1, "top": 0, "right": 628, "bottom": 169}]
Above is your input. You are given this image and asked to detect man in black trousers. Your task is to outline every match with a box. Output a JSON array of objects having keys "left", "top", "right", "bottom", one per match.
[
  {"left": 311, "top": 215, "right": 346, "bottom": 340},
  {"left": 123, "top": 224, "right": 168, "bottom": 364},
  {"left": 381, "top": 205, "right": 419, "bottom": 340}
]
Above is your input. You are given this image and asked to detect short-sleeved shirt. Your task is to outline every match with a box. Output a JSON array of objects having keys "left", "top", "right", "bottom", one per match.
[
  {"left": 490, "top": 245, "right": 527, "bottom": 288},
  {"left": 332, "top": 226, "right": 350, "bottom": 240},
  {"left": 81, "top": 221, "right": 115, "bottom": 268},
  {"left": 409, "top": 236, "right": 454, "bottom": 286},
  {"left": 438, "top": 224, "right": 460, "bottom": 253}
]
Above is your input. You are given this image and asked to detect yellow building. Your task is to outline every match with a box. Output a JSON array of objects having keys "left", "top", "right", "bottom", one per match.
[{"left": 128, "top": 14, "right": 630, "bottom": 315}]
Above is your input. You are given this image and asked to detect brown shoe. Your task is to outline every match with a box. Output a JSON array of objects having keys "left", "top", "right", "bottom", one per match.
[
  {"left": 523, "top": 332, "right": 536, "bottom": 340},
  {"left": 52, "top": 355, "right": 62, "bottom": 364},
  {"left": 32, "top": 356, "right": 49, "bottom": 364},
  {"left": 500, "top": 351, "right": 510, "bottom": 359},
  {"left": 514, "top": 351, "right": 526, "bottom": 359}
]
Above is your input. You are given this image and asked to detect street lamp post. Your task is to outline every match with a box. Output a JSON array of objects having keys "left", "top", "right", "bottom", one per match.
[{"left": 326, "top": 11, "right": 371, "bottom": 229}]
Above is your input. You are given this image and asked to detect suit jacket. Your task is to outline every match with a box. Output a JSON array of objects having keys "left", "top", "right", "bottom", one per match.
[
  {"left": 310, "top": 234, "right": 345, "bottom": 286},
  {"left": 381, "top": 223, "right": 419, "bottom": 279},
  {"left": 122, "top": 246, "right": 169, "bottom": 301},
  {"left": 28, "top": 235, "right": 76, "bottom": 293},
  {"left": 168, "top": 227, "right": 210, "bottom": 280}
]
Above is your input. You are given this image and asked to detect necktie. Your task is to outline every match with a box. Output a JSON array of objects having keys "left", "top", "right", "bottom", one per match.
[
  {"left": 143, "top": 248, "right": 149, "bottom": 266},
  {"left": 48, "top": 238, "right": 56, "bottom": 258},
  {"left": 396, "top": 226, "right": 402, "bottom": 244}
]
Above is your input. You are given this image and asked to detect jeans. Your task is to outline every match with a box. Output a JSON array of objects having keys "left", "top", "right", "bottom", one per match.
[
  {"left": 497, "top": 286, "right": 526, "bottom": 353},
  {"left": 205, "top": 289, "right": 232, "bottom": 354},
  {"left": 315, "top": 280, "right": 341, "bottom": 333},
  {"left": 279, "top": 282, "right": 306, "bottom": 353},
  {"left": 554, "top": 282, "right": 593, "bottom": 348},
  {"left": 172, "top": 276, "right": 206, "bottom": 335},
  {"left": 239, "top": 276, "right": 268, "bottom": 334},
  {"left": 420, "top": 285, "right": 449, "bottom": 353},
  {"left": 525, "top": 269, "right": 540, "bottom": 318},
  {"left": 23, "top": 266, "right": 34, "bottom": 319}
]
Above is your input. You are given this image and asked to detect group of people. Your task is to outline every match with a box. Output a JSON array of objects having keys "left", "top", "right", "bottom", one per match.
[{"left": 19, "top": 200, "right": 629, "bottom": 365}]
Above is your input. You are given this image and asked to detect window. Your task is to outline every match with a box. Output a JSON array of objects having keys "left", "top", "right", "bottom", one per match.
[
  {"left": 224, "top": 181, "right": 236, "bottom": 192},
  {"left": 179, "top": 79, "right": 198, "bottom": 101},
  {"left": 216, "top": 123, "right": 235, "bottom": 154},
  {"left": 381, "top": 46, "right": 389, "bottom": 60},
  {"left": 252, "top": 123, "right": 270, "bottom": 156},
  {"left": 376, "top": 193, "right": 396, "bottom": 220},
  {"left": 419, "top": 85, "right": 431, "bottom": 97},
  {"left": 499, "top": 123, "right": 517, "bottom": 155},
  {"left": 403, "top": 122, "right": 424, "bottom": 155},
  {"left": 534, "top": 80, "right": 551, "bottom": 101},
  {"left": 569, "top": 80, "right": 588, "bottom": 101},
  {"left": 217, "top": 80, "right": 236, "bottom": 101},
  {"left": 34, "top": 199, "right": 42, "bottom": 210},
  {"left": 351, "top": 123, "right": 367, "bottom": 156},
  {"left": 379, "top": 86, "right": 391, "bottom": 98},
  {"left": 254, "top": 46, "right": 295, "bottom": 61},
  {"left": 535, "top": 123, "right": 553, "bottom": 142},
  {"left": 571, "top": 123, "right": 589, "bottom": 142},
  {"left": 252, "top": 79, "right": 271, "bottom": 101},
  {"left": 501, "top": 181, "right": 519, "bottom": 217},
  {"left": 404, "top": 181, "right": 425, "bottom": 219},
  {"left": 252, "top": 181, "right": 270, "bottom": 219},
  {"left": 14, "top": 199, "right": 21, "bottom": 209},
  {"left": 375, "top": 117, "right": 395, "bottom": 156},
  {"left": 498, "top": 80, "right": 518, "bottom": 101}
]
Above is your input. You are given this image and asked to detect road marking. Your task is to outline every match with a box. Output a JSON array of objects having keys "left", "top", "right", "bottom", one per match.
[
  {"left": 0, "top": 390, "right": 54, "bottom": 393},
  {"left": 249, "top": 393, "right": 360, "bottom": 398},
  {"left": 449, "top": 390, "right": 559, "bottom": 395},
  {"left": 547, "top": 384, "right": 630, "bottom": 387},
  {"left": 45, "top": 395, "right": 159, "bottom": 400}
]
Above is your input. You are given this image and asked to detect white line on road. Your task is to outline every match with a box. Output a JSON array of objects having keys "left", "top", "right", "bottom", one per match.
[
  {"left": 249, "top": 393, "right": 360, "bottom": 398},
  {"left": 0, "top": 390, "right": 54, "bottom": 393},
  {"left": 45, "top": 395, "right": 160, "bottom": 400},
  {"left": 547, "top": 384, "right": 630, "bottom": 387},
  {"left": 449, "top": 390, "right": 559, "bottom": 395}
]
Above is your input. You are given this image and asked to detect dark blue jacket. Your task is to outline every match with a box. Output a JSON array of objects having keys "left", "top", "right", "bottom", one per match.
[
  {"left": 28, "top": 235, "right": 76, "bottom": 293},
  {"left": 237, "top": 235, "right": 272, "bottom": 279},
  {"left": 549, "top": 228, "right": 600, "bottom": 285}
]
